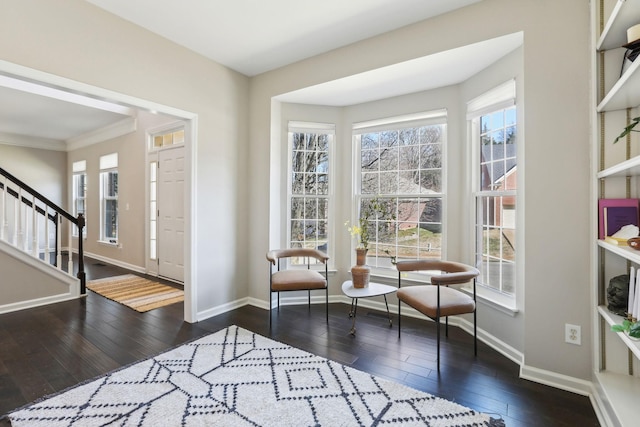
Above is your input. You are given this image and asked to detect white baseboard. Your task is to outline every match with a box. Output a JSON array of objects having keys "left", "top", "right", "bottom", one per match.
[
  {"left": 81, "top": 251, "right": 146, "bottom": 275},
  {"left": 456, "top": 317, "right": 523, "bottom": 365},
  {"left": 519, "top": 364, "right": 593, "bottom": 397},
  {"left": 0, "top": 293, "right": 83, "bottom": 315},
  {"left": 197, "top": 297, "right": 252, "bottom": 322}
]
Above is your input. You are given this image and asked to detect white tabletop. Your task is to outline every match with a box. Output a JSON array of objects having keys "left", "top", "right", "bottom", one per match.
[{"left": 341, "top": 280, "right": 397, "bottom": 298}]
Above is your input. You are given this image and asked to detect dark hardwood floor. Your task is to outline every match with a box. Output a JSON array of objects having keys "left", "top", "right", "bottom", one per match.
[{"left": 0, "top": 259, "right": 599, "bottom": 426}]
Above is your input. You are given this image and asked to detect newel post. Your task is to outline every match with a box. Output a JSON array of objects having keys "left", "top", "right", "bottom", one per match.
[{"left": 77, "top": 213, "right": 86, "bottom": 295}]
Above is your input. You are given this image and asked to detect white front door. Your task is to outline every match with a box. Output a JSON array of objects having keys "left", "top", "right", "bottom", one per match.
[{"left": 158, "top": 147, "right": 185, "bottom": 282}]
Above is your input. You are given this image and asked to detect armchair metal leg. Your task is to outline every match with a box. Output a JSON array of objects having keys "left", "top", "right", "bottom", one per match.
[
  {"left": 269, "top": 292, "right": 272, "bottom": 328},
  {"left": 325, "top": 288, "right": 328, "bottom": 323},
  {"left": 436, "top": 316, "right": 441, "bottom": 371}
]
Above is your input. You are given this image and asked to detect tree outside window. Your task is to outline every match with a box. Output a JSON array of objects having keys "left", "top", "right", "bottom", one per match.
[
  {"left": 288, "top": 124, "right": 333, "bottom": 265},
  {"left": 355, "top": 116, "right": 445, "bottom": 269}
]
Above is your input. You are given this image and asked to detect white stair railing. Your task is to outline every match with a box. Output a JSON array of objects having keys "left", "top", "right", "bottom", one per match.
[{"left": 0, "top": 166, "right": 86, "bottom": 294}]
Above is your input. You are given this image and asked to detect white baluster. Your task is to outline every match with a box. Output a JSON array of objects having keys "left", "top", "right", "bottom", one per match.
[
  {"left": 68, "top": 218, "right": 73, "bottom": 274},
  {"left": 56, "top": 214, "right": 62, "bottom": 270},
  {"left": 14, "top": 189, "right": 20, "bottom": 247},
  {"left": 32, "top": 196, "right": 38, "bottom": 257},
  {"left": 0, "top": 175, "right": 5, "bottom": 241},
  {"left": 24, "top": 192, "right": 29, "bottom": 251},
  {"left": 44, "top": 206, "right": 51, "bottom": 265}
]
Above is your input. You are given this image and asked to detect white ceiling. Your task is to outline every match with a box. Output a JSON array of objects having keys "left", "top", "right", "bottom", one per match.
[
  {"left": 0, "top": 0, "right": 522, "bottom": 147},
  {"left": 85, "top": 0, "right": 483, "bottom": 77}
]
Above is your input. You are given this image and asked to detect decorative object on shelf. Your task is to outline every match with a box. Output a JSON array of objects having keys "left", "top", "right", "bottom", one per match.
[
  {"left": 620, "top": 24, "right": 640, "bottom": 77},
  {"left": 611, "top": 319, "right": 640, "bottom": 340},
  {"left": 598, "top": 198, "right": 639, "bottom": 239},
  {"left": 629, "top": 267, "right": 637, "bottom": 319},
  {"left": 351, "top": 248, "right": 371, "bottom": 288},
  {"left": 613, "top": 116, "right": 640, "bottom": 143},
  {"left": 607, "top": 274, "right": 630, "bottom": 316},
  {"left": 610, "top": 267, "right": 640, "bottom": 338},
  {"left": 629, "top": 237, "right": 640, "bottom": 250},
  {"left": 604, "top": 224, "right": 639, "bottom": 245}
]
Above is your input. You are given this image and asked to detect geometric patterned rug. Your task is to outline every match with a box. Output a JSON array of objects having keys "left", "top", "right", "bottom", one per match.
[
  {"left": 86, "top": 274, "right": 184, "bottom": 312},
  {"left": 8, "top": 325, "right": 504, "bottom": 426}
]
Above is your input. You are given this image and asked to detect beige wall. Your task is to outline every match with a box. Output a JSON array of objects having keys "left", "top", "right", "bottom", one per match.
[
  {"left": 249, "top": 0, "right": 591, "bottom": 380},
  {"left": 0, "top": 0, "right": 592, "bottom": 383},
  {"left": 0, "top": 240, "right": 76, "bottom": 309},
  {"left": 0, "top": 143, "right": 66, "bottom": 206},
  {"left": 0, "top": 0, "right": 250, "bottom": 320},
  {"left": 66, "top": 111, "right": 175, "bottom": 269}
]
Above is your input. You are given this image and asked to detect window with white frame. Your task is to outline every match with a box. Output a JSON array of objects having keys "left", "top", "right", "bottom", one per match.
[
  {"left": 353, "top": 110, "right": 446, "bottom": 269},
  {"left": 72, "top": 160, "right": 86, "bottom": 237},
  {"left": 468, "top": 80, "right": 517, "bottom": 296},
  {"left": 152, "top": 128, "right": 184, "bottom": 149},
  {"left": 99, "top": 153, "right": 118, "bottom": 244},
  {"left": 149, "top": 160, "right": 158, "bottom": 260},
  {"left": 287, "top": 122, "right": 334, "bottom": 265}
]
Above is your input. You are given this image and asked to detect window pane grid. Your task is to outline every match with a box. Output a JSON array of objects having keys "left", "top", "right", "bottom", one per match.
[
  {"left": 149, "top": 161, "right": 157, "bottom": 260},
  {"left": 72, "top": 172, "right": 87, "bottom": 237},
  {"left": 475, "top": 105, "right": 516, "bottom": 295},
  {"left": 288, "top": 130, "right": 331, "bottom": 265},
  {"left": 358, "top": 121, "right": 444, "bottom": 269}
]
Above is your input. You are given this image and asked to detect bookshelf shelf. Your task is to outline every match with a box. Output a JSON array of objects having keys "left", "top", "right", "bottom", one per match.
[
  {"left": 593, "top": 1, "right": 640, "bottom": 425},
  {"left": 598, "top": 239, "right": 640, "bottom": 264},
  {"left": 597, "top": 57, "right": 640, "bottom": 113},
  {"left": 598, "top": 305, "right": 640, "bottom": 360},
  {"left": 597, "top": 154, "right": 640, "bottom": 179},
  {"left": 597, "top": 0, "right": 640, "bottom": 51}
]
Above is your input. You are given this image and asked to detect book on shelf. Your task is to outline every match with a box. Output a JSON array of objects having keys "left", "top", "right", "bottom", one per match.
[{"left": 598, "top": 198, "right": 640, "bottom": 240}]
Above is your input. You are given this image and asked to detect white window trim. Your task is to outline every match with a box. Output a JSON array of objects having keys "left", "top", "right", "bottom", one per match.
[
  {"left": 99, "top": 153, "right": 118, "bottom": 244},
  {"left": 147, "top": 121, "right": 186, "bottom": 153},
  {"left": 352, "top": 110, "right": 448, "bottom": 278},
  {"left": 286, "top": 121, "right": 335, "bottom": 270},
  {"left": 72, "top": 160, "right": 86, "bottom": 238},
  {"left": 468, "top": 80, "right": 519, "bottom": 310}
]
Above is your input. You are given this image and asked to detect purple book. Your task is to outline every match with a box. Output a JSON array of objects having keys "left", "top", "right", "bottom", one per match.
[
  {"left": 598, "top": 199, "right": 640, "bottom": 239},
  {"left": 605, "top": 206, "right": 638, "bottom": 236}
]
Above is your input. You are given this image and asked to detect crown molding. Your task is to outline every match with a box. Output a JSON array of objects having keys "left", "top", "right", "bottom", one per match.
[
  {"left": 0, "top": 132, "right": 66, "bottom": 151},
  {"left": 65, "top": 117, "right": 137, "bottom": 152}
]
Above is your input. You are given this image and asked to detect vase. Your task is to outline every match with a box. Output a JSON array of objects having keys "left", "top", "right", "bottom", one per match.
[{"left": 351, "top": 248, "right": 371, "bottom": 288}]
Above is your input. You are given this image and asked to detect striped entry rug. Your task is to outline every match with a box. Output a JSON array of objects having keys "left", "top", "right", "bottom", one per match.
[
  {"left": 8, "top": 325, "right": 505, "bottom": 426},
  {"left": 87, "top": 274, "right": 184, "bottom": 312}
]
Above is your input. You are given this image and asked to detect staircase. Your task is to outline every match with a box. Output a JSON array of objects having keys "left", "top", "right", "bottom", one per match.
[{"left": 0, "top": 167, "right": 85, "bottom": 314}]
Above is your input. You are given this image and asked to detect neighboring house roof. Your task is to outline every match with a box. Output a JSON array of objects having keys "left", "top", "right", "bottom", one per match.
[{"left": 481, "top": 144, "right": 517, "bottom": 185}]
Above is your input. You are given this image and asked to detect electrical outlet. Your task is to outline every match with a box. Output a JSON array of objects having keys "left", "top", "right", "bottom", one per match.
[{"left": 565, "top": 324, "right": 581, "bottom": 345}]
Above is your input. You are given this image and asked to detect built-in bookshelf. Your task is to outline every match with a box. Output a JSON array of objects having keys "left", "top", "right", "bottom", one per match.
[{"left": 594, "top": 1, "right": 640, "bottom": 426}]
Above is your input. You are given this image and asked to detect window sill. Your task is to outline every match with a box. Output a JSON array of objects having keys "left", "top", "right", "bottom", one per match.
[
  {"left": 461, "top": 285, "right": 519, "bottom": 316},
  {"left": 97, "top": 240, "right": 119, "bottom": 248}
]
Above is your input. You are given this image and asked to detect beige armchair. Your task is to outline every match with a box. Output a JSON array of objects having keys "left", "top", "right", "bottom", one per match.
[
  {"left": 396, "top": 259, "right": 479, "bottom": 371},
  {"left": 266, "top": 248, "right": 329, "bottom": 326}
]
